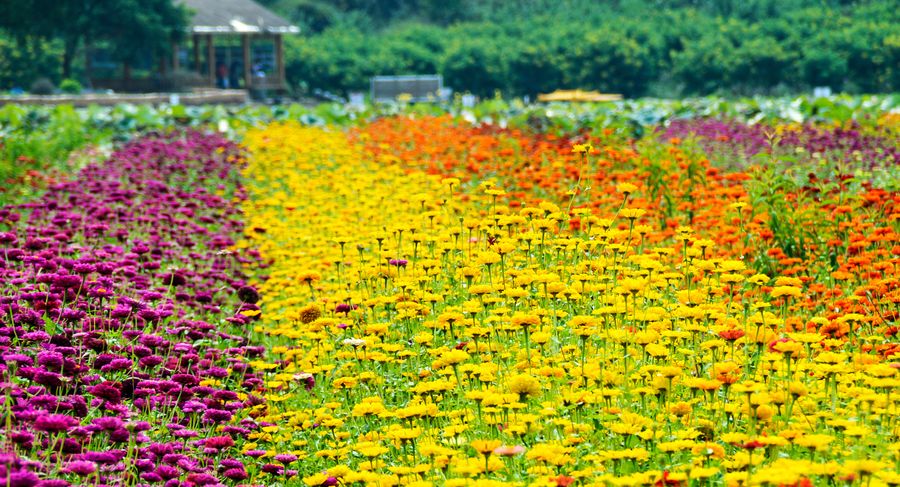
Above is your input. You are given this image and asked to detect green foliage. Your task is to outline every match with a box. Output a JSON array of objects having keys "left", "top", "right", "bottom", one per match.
[
  {"left": 0, "top": 36, "right": 62, "bottom": 89},
  {"left": 278, "top": 0, "right": 900, "bottom": 97},
  {"left": 59, "top": 78, "right": 83, "bottom": 94},
  {"left": 29, "top": 78, "right": 55, "bottom": 95},
  {"left": 441, "top": 37, "right": 510, "bottom": 97},
  {"left": 0, "top": 0, "right": 188, "bottom": 82}
]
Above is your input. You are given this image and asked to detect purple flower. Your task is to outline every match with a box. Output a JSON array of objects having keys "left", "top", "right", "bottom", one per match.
[
  {"left": 73, "top": 263, "right": 95, "bottom": 275},
  {"left": 139, "top": 472, "right": 163, "bottom": 483},
  {"left": 29, "top": 394, "right": 59, "bottom": 410},
  {"left": 2, "top": 353, "right": 32, "bottom": 366},
  {"left": 21, "top": 331, "right": 50, "bottom": 342},
  {"left": 260, "top": 463, "right": 283, "bottom": 475},
  {"left": 87, "top": 382, "right": 122, "bottom": 404},
  {"left": 219, "top": 459, "right": 243, "bottom": 469},
  {"left": 127, "top": 421, "right": 151, "bottom": 432},
  {"left": 204, "top": 436, "right": 234, "bottom": 450},
  {"left": 7, "top": 471, "right": 40, "bottom": 487},
  {"left": 36, "top": 481, "right": 71, "bottom": 487},
  {"left": 64, "top": 460, "right": 97, "bottom": 476},
  {"left": 92, "top": 416, "right": 124, "bottom": 431},
  {"left": 34, "top": 370, "right": 63, "bottom": 388},
  {"left": 0, "top": 232, "right": 17, "bottom": 245},
  {"left": 202, "top": 409, "right": 232, "bottom": 424},
  {"left": 274, "top": 454, "right": 297, "bottom": 465},
  {"left": 81, "top": 450, "right": 122, "bottom": 465},
  {"left": 9, "top": 431, "right": 34, "bottom": 446},
  {"left": 172, "top": 373, "right": 199, "bottom": 386},
  {"left": 33, "top": 413, "right": 77, "bottom": 433},
  {"left": 236, "top": 285, "right": 259, "bottom": 304},
  {"left": 184, "top": 473, "right": 219, "bottom": 485},
  {"left": 36, "top": 351, "right": 64, "bottom": 370},
  {"left": 138, "top": 355, "right": 164, "bottom": 368},
  {"left": 156, "top": 465, "right": 180, "bottom": 479},
  {"left": 222, "top": 468, "right": 248, "bottom": 481},
  {"left": 99, "top": 358, "right": 133, "bottom": 373},
  {"left": 172, "top": 429, "right": 198, "bottom": 439}
]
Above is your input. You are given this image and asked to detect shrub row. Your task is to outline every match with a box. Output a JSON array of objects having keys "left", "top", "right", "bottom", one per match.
[{"left": 285, "top": 4, "right": 899, "bottom": 97}]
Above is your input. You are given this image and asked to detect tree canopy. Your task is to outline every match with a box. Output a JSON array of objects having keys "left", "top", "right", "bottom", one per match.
[
  {"left": 0, "top": 0, "right": 188, "bottom": 78},
  {"left": 273, "top": 0, "right": 899, "bottom": 97}
]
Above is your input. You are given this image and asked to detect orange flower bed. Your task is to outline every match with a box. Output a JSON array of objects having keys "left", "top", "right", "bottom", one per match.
[{"left": 355, "top": 116, "right": 900, "bottom": 339}]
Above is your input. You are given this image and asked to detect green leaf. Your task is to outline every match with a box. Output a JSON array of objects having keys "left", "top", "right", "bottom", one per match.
[{"left": 42, "top": 314, "right": 59, "bottom": 336}]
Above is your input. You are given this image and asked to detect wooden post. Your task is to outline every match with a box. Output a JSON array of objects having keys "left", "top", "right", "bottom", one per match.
[
  {"left": 242, "top": 34, "right": 251, "bottom": 90},
  {"left": 123, "top": 62, "right": 132, "bottom": 92},
  {"left": 159, "top": 52, "right": 168, "bottom": 77},
  {"left": 275, "top": 34, "right": 285, "bottom": 89},
  {"left": 171, "top": 41, "right": 180, "bottom": 72},
  {"left": 192, "top": 34, "right": 200, "bottom": 74},
  {"left": 84, "top": 43, "right": 93, "bottom": 88},
  {"left": 206, "top": 34, "right": 215, "bottom": 87}
]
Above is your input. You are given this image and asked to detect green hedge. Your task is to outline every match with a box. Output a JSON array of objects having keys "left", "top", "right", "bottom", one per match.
[
  {"left": 0, "top": 37, "right": 62, "bottom": 90},
  {"left": 284, "top": 4, "right": 900, "bottom": 97}
]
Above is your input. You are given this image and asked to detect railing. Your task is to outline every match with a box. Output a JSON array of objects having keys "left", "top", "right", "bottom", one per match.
[
  {"left": 248, "top": 76, "right": 286, "bottom": 91},
  {"left": 371, "top": 75, "right": 443, "bottom": 103},
  {"left": 0, "top": 89, "right": 248, "bottom": 107},
  {"left": 90, "top": 78, "right": 166, "bottom": 93}
]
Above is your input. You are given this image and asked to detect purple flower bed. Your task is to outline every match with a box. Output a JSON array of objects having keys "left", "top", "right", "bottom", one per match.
[
  {"left": 0, "top": 132, "right": 267, "bottom": 486},
  {"left": 658, "top": 118, "right": 899, "bottom": 169}
]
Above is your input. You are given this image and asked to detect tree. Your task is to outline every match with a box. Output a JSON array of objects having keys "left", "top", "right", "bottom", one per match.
[{"left": 0, "top": 0, "right": 188, "bottom": 79}]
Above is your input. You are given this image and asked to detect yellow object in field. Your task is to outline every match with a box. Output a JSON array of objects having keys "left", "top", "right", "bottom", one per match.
[{"left": 537, "top": 89, "right": 622, "bottom": 102}]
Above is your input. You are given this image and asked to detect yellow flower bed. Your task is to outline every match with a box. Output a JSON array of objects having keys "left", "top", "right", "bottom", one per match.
[{"left": 238, "top": 122, "right": 900, "bottom": 487}]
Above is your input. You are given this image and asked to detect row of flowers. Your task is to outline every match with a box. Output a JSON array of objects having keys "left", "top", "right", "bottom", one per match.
[
  {"left": 657, "top": 118, "right": 899, "bottom": 171},
  {"left": 237, "top": 118, "right": 900, "bottom": 486},
  {"left": 0, "top": 133, "right": 271, "bottom": 486}
]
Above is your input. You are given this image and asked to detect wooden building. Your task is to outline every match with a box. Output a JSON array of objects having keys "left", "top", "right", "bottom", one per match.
[{"left": 88, "top": 0, "right": 298, "bottom": 93}]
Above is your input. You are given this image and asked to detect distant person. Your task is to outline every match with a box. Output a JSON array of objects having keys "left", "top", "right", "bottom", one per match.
[
  {"left": 253, "top": 63, "right": 266, "bottom": 79},
  {"left": 216, "top": 62, "right": 228, "bottom": 89},
  {"left": 253, "top": 63, "right": 268, "bottom": 99},
  {"left": 229, "top": 61, "right": 241, "bottom": 89}
]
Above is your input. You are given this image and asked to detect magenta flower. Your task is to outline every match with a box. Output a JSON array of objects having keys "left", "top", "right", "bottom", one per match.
[
  {"left": 33, "top": 413, "right": 77, "bottom": 433},
  {"left": 63, "top": 460, "right": 97, "bottom": 476}
]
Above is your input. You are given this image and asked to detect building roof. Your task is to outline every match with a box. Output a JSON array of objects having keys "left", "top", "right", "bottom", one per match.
[{"left": 180, "top": 0, "right": 299, "bottom": 34}]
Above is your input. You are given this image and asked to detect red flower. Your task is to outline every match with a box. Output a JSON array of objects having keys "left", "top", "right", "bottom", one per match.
[
  {"left": 655, "top": 470, "right": 684, "bottom": 487},
  {"left": 718, "top": 329, "right": 745, "bottom": 341},
  {"left": 555, "top": 475, "right": 576, "bottom": 487},
  {"left": 767, "top": 337, "right": 791, "bottom": 352}
]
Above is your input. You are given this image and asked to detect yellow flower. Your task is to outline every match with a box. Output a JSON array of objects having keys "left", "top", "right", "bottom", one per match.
[
  {"left": 510, "top": 313, "right": 542, "bottom": 328},
  {"left": 470, "top": 439, "right": 503, "bottom": 455},
  {"left": 572, "top": 143, "right": 593, "bottom": 154},
  {"left": 508, "top": 374, "right": 541, "bottom": 398},
  {"left": 616, "top": 183, "right": 638, "bottom": 195},
  {"left": 303, "top": 473, "right": 329, "bottom": 486},
  {"left": 689, "top": 467, "right": 719, "bottom": 479},
  {"left": 770, "top": 286, "right": 802, "bottom": 299},
  {"left": 794, "top": 434, "right": 834, "bottom": 450}
]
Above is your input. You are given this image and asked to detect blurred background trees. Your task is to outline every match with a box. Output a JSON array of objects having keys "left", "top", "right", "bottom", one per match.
[
  {"left": 0, "top": 0, "right": 896, "bottom": 97},
  {"left": 0, "top": 0, "right": 187, "bottom": 90},
  {"left": 269, "top": 0, "right": 898, "bottom": 97}
]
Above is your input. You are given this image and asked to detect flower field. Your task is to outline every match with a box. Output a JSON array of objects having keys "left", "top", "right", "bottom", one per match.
[
  {"left": 1, "top": 133, "right": 266, "bottom": 485},
  {"left": 2, "top": 101, "right": 900, "bottom": 486}
]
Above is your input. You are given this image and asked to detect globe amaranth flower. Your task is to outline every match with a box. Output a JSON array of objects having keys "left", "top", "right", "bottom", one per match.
[
  {"left": 33, "top": 413, "right": 77, "bottom": 433},
  {"left": 63, "top": 461, "right": 97, "bottom": 476}
]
